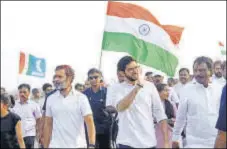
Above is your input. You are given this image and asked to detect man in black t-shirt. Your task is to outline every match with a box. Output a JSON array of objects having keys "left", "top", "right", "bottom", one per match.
[
  {"left": 83, "top": 68, "right": 111, "bottom": 148},
  {"left": 1, "top": 93, "right": 25, "bottom": 148}
]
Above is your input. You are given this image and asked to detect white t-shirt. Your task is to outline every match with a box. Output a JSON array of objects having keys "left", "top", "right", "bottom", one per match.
[
  {"left": 109, "top": 81, "right": 167, "bottom": 148},
  {"left": 106, "top": 83, "right": 122, "bottom": 107},
  {"left": 45, "top": 90, "right": 92, "bottom": 148},
  {"left": 12, "top": 100, "right": 42, "bottom": 137}
]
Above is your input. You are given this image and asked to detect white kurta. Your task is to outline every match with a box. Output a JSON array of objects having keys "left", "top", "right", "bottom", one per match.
[{"left": 172, "top": 81, "right": 222, "bottom": 148}]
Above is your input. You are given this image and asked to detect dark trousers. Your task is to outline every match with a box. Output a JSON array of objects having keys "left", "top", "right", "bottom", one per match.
[
  {"left": 95, "top": 133, "right": 110, "bottom": 148},
  {"left": 23, "top": 136, "right": 35, "bottom": 148},
  {"left": 118, "top": 144, "right": 156, "bottom": 149}
]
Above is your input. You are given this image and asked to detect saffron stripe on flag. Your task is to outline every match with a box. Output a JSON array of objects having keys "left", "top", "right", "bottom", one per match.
[
  {"left": 106, "top": 1, "right": 184, "bottom": 45},
  {"left": 19, "top": 52, "right": 26, "bottom": 74}
]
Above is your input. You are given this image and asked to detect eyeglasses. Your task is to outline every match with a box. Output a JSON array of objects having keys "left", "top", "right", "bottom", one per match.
[{"left": 89, "top": 76, "right": 99, "bottom": 80}]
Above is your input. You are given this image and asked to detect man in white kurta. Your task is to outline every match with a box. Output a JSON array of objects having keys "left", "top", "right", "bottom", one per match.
[{"left": 172, "top": 56, "right": 223, "bottom": 148}]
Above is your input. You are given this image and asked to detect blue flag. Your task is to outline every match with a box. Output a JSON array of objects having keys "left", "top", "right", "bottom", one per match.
[{"left": 26, "top": 54, "right": 46, "bottom": 78}]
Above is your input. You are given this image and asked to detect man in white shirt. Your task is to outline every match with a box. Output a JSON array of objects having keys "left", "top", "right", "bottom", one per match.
[
  {"left": 212, "top": 60, "right": 226, "bottom": 87},
  {"left": 43, "top": 65, "right": 96, "bottom": 148},
  {"left": 167, "top": 78, "right": 180, "bottom": 107},
  {"left": 172, "top": 56, "right": 223, "bottom": 148},
  {"left": 31, "top": 88, "right": 42, "bottom": 104},
  {"left": 12, "top": 83, "right": 42, "bottom": 148},
  {"left": 174, "top": 68, "right": 191, "bottom": 99},
  {"left": 144, "top": 71, "right": 153, "bottom": 82},
  {"left": 153, "top": 73, "right": 164, "bottom": 85},
  {"left": 107, "top": 56, "right": 169, "bottom": 148}
]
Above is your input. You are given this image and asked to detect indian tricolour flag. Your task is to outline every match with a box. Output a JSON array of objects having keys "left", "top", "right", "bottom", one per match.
[
  {"left": 101, "top": 1, "right": 184, "bottom": 77},
  {"left": 219, "top": 41, "right": 226, "bottom": 56}
]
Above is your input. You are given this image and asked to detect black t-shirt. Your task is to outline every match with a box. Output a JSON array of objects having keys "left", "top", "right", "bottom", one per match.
[
  {"left": 42, "top": 89, "right": 57, "bottom": 111},
  {"left": 1, "top": 112, "right": 21, "bottom": 148}
]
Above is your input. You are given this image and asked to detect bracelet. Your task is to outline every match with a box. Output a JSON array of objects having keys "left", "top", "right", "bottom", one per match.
[{"left": 137, "top": 83, "right": 143, "bottom": 88}]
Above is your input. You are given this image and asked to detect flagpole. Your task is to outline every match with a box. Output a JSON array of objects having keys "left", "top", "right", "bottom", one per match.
[
  {"left": 98, "top": 50, "right": 103, "bottom": 70},
  {"left": 99, "top": 1, "right": 109, "bottom": 71},
  {"left": 17, "top": 51, "right": 21, "bottom": 88}
]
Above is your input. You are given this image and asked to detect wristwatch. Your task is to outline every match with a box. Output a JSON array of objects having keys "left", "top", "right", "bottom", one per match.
[
  {"left": 88, "top": 144, "right": 96, "bottom": 148},
  {"left": 137, "top": 83, "right": 143, "bottom": 88}
]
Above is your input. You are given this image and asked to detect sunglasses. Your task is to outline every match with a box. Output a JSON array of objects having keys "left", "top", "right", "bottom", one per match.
[
  {"left": 89, "top": 76, "right": 99, "bottom": 80},
  {"left": 19, "top": 91, "right": 28, "bottom": 94}
]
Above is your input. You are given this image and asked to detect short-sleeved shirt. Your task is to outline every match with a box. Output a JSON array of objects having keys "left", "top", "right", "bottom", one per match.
[
  {"left": 106, "top": 83, "right": 122, "bottom": 107},
  {"left": 45, "top": 89, "right": 92, "bottom": 148},
  {"left": 108, "top": 81, "right": 167, "bottom": 148},
  {"left": 216, "top": 85, "right": 226, "bottom": 132},
  {"left": 83, "top": 87, "right": 110, "bottom": 134},
  {"left": 11, "top": 100, "right": 42, "bottom": 137},
  {"left": 1, "top": 112, "right": 21, "bottom": 148}
]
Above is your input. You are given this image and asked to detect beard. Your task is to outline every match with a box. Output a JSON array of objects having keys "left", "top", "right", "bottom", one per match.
[
  {"left": 125, "top": 73, "right": 138, "bottom": 82},
  {"left": 215, "top": 72, "right": 223, "bottom": 78},
  {"left": 54, "top": 80, "right": 67, "bottom": 90}
]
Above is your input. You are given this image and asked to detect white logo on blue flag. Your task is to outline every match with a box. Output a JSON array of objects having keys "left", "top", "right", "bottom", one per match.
[{"left": 26, "top": 54, "right": 46, "bottom": 78}]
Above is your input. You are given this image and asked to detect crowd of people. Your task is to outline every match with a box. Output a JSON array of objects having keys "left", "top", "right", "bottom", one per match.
[{"left": 1, "top": 55, "right": 226, "bottom": 148}]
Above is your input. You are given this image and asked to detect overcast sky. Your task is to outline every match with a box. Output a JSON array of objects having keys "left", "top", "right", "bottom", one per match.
[{"left": 1, "top": 1, "right": 226, "bottom": 91}]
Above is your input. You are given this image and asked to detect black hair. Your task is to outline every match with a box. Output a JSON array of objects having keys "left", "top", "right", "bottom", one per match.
[
  {"left": 9, "top": 95, "right": 15, "bottom": 108},
  {"left": 117, "top": 56, "right": 136, "bottom": 72},
  {"left": 155, "top": 83, "right": 168, "bottom": 93},
  {"left": 193, "top": 56, "right": 213, "bottom": 72},
  {"left": 55, "top": 65, "right": 75, "bottom": 83},
  {"left": 154, "top": 74, "right": 162, "bottom": 78},
  {"left": 1, "top": 87, "right": 6, "bottom": 94},
  {"left": 75, "top": 83, "right": 84, "bottom": 90},
  {"left": 32, "top": 88, "right": 40, "bottom": 94},
  {"left": 145, "top": 72, "right": 153, "bottom": 77},
  {"left": 168, "top": 78, "right": 175, "bottom": 82},
  {"left": 221, "top": 61, "right": 226, "bottom": 70},
  {"left": 0, "top": 93, "right": 11, "bottom": 107},
  {"left": 42, "top": 83, "right": 52, "bottom": 92},
  {"left": 213, "top": 60, "right": 222, "bottom": 68},
  {"left": 18, "top": 83, "right": 31, "bottom": 92},
  {"left": 179, "top": 68, "right": 190, "bottom": 75},
  {"left": 87, "top": 68, "right": 102, "bottom": 77}
]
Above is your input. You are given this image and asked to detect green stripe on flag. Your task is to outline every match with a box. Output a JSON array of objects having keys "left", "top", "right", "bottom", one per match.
[
  {"left": 221, "top": 50, "right": 226, "bottom": 55},
  {"left": 102, "top": 31, "right": 178, "bottom": 76}
]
